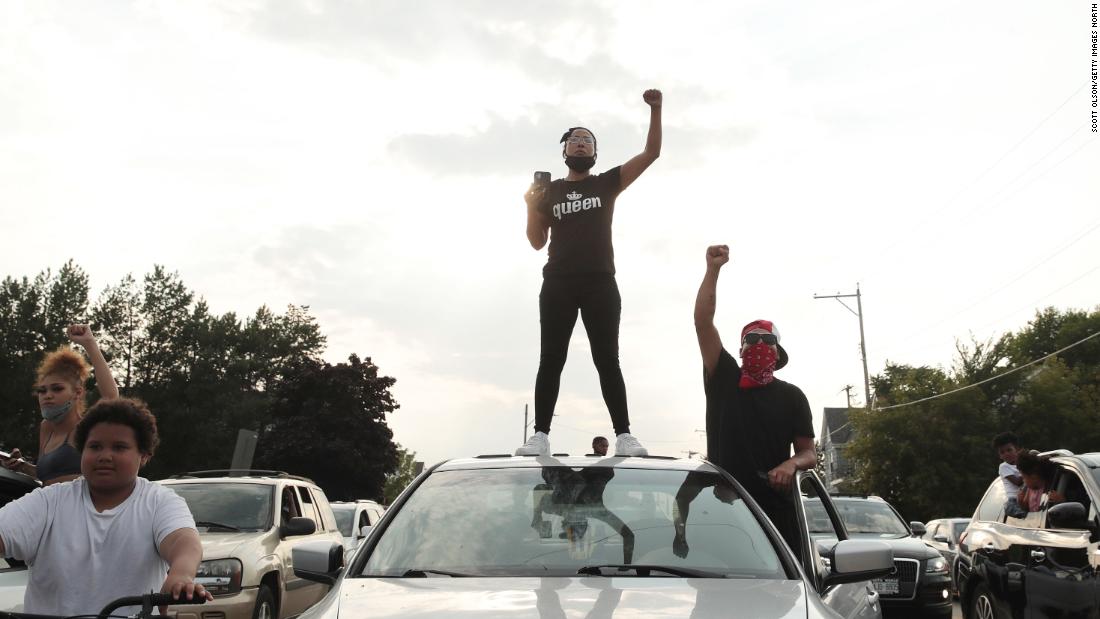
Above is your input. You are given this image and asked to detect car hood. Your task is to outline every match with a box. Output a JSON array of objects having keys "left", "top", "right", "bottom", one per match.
[
  {"left": 198, "top": 532, "right": 263, "bottom": 559},
  {"left": 849, "top": 536, "right": 935, "bottom": 559},
  {"left": 326, "top": 577, "right": 809, "bottom": 619}
]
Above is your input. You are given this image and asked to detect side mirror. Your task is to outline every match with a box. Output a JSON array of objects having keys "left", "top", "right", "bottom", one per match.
[
  {"left": 909, "top": 521, "right": 926, "bottom": 537},
  {"left": 358, "top": 524, "right": 373, "bottom": 539},
  {"left": 933, "top": 534, "right": 949, "bottom": 543},
  {"left": 293, "top": 540, "right": 344, "bottom": 585},
  {"left": 280, "top": 516, "right": 317, "bottom": 538},
  {"left": 1046, "top": 502, "right": 1091, "bottom": 531},
  {"left": 824, "top": 540, "right": 894, "bottom": 587}
]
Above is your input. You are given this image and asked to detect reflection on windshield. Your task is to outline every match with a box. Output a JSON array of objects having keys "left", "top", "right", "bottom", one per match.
[
  {"left": 166, "top": 483, "right": 273, "bottom": 532},
  {"left": 332, "top": 507, "right": 355, "bottom": 536},
  {"left": 360, "top": 465, "right": 785, "bottom": 578}
]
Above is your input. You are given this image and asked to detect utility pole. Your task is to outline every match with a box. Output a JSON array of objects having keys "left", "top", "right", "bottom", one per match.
[
  {"left": 523, "top": 403, "right": 529, "bottom": 443},
  {"left": 814, "top": 284, "right": 872, "bottom": 409},
  {"left": 841, "top": 384, "right": 854, "bottom": 408}
]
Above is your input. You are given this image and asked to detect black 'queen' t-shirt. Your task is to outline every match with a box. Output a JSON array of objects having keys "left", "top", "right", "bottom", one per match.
[{"left": 541, "top": 166, "right": 622, "bottom": 277}]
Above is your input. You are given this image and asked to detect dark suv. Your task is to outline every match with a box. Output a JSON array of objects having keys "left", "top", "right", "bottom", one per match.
[
  {"left": 805, "top": 495, "right": 953, "bottom": 618},
  {"left": 956, "top": 450, "right": 1100, "bottom": 619}
]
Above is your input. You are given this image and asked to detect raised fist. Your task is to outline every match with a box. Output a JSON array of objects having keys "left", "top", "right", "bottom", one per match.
[
  {"left": 642, "top": 89, "right": 662, "bottom": 108},
  {"left": 66, "top": 324, "right": 97, "bottom": 348},
  {"left": 706, "top": 245, "right": 730, "bottom": 269}
]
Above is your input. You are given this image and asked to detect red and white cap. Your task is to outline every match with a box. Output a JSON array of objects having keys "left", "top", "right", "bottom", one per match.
[{"left": 741, "top": 319, "right": 789, "bottom": 369}]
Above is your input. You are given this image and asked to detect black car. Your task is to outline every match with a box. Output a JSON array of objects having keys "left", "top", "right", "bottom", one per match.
[
  {"left": 956, "top": 450, "right": 1100, "bottom": 619},
  {"left": 805, "top": 495, "right": 953, "bottom": 618}
]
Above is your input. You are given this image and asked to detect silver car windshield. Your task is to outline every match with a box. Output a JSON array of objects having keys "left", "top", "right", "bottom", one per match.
[
  {"left": 359, "top": 466, "right": 785, "bottom": 578},
  {"left": 166, "top": 483, "right": 273, "bottom": 532}
]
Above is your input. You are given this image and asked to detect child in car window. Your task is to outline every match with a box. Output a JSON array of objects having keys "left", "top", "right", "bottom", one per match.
[
  {"left": 1015, "top": 450, "right": 1064, "bottom": 513},
  {"left": 993, "top": 432, "right": 1026, "bottom": 518},
  {"left": 0, "top": 398, "right": 212, "bottom": 616}
]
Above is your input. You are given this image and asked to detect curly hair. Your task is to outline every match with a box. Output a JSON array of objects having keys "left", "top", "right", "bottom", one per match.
[
  {"left": 36, "top": 346, "right": 91, "bottom": 387},
  {"left": 74, "top": 398, "right": 160, "bottom": 456},
  {"left": 1016, "top": 449, "right": 1057, "bottom": 482}
]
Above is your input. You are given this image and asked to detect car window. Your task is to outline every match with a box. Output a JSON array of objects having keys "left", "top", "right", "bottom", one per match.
[
  {"left": 975, "top": 481, "right": 1006, "bottom": 523},
  {"left": 800, "top": 476, "right": 848, "bottom": 586},
  {"left": 281, "top": 486, "right": 302, "bottom": 523},
  {"left": 310, "top": 487, "right": 339, "bottom": 533},
  {"left": 332, "top": 506, "right": 355, "bottom": 536},
  {"left": 165, "top": 483, "right": 273, "bottom": 532},
  {"left": 296, "top": 486, "right": 320, "bottom": 526},
  {"left": 832, "top": 500, "right": 910, "bottom": 538},
  {"left": 951, "top": 521, "right": 968, "bottom": 541},
  {"left": 360, "top": 467, "right": 785, "bottom": 579}
]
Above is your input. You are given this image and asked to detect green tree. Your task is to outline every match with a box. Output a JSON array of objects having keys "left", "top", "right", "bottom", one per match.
[
  {"left": 848, "top": 306, "right": 1100, "bottom": 521},
  {"left": 253, "top": 355, "right": 399, "bottom": 501},
  {"left": 384, "top": 446, "right": 420, "bottom": 504}
]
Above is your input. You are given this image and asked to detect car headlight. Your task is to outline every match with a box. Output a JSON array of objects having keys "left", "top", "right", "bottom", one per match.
[
  {"left": 925, "top": 557, "right": 947, "bottom": 573},
  {"left": 196, "top": 558, "right": 243, "bottom": 595}
]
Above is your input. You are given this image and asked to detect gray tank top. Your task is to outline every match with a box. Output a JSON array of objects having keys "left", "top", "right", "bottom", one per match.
[{"left": 36, "top": 433, "right": 81, "bottom": 483}]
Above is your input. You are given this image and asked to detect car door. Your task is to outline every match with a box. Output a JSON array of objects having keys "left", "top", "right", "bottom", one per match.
[
  {"left": 1019, "top": 463, "right": 1099, "bottom": 619},
  {"left": 795, "top": 471, "right": 882, "bottom": 619},
  {"left": 279, "top": 485, "right": 329, "bottom": 618}
]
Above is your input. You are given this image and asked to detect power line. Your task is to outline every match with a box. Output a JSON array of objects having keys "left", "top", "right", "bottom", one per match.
[
  {"left": 897, "top": 216, "right": 1100, "bottom": 343},
  {"left": 876, "top": 329, "right": 1100, "bottom": 411}
]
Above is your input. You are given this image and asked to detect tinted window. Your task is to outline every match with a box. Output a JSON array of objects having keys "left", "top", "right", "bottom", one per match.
[
  {"left": 166, "top": 483, "right": 273, "bottom": 532},
  {"left": 832, "top": 500, "right": 910, "bottom": 537},
  {"left": 975, "top": 481, "right": 1006, "bottom": 522},
  {"left": 332, "top": 506, "right": 355, "bottom": 536},
  {"left": 361, "top": 467, "right": 784, "bottom": 579},
  {"left": 951, "top": 521, "right": 969, "bottom": 541}
]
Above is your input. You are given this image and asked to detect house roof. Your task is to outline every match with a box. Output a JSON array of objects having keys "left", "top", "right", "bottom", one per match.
[{"left": 822, "top": 407, "right": 853, "bottom": 444}]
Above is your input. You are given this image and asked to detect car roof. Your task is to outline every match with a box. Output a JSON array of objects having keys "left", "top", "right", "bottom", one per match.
[
  {"left": 433, "top": 455, "right": 718, "bottom": 473},
  {"left": 159, "top": 476, "right": 307, "bottom": 487}
]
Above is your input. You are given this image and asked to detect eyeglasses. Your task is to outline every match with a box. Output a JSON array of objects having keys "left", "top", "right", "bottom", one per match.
[
  {"left": 742, "top": 333, "right": 778, "bottom": 346},
  {"left": 566, "top": 137, "right": 595, "bottom": 144}
]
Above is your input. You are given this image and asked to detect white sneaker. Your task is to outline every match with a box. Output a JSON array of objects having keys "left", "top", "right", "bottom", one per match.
[
  {"left": 615, "top": 433, "right": 648, "bottom": 457},
  {"left": 516, "top": 431, "right": 550, "bottom": 456}
]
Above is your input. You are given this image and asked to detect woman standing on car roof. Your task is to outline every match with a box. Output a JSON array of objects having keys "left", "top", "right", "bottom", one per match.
[
  {"left": 2, "top": 324, "right": 119, "bottom": 485},
  {"left": 516, "top": 89, "right": 663, "bottom": 459}
]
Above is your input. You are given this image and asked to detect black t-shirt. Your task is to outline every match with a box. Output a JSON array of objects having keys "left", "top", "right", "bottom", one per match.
[
  {"left": 704, "top": 348, "right": 814, "bottom": 504},
  {"left": 541, "top": 166, "right": 622, "bottom": 276}
]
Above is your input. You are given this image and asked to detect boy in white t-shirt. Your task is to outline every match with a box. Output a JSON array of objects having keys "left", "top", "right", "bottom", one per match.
[
  {"left": 0, "top": 398, "right": 212, "bottom": 616},
  {"left": 993, "top": 431, "right": 1026, "bottom": 518}
]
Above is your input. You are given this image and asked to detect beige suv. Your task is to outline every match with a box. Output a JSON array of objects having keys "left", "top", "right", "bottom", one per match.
[{"left": 159, "top": 471, "right": 344, "bottom": 619}]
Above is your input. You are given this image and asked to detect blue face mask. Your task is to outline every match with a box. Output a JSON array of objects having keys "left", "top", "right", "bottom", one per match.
[{"left": 41, "top": 400, "right": 73, "bottom": 423}]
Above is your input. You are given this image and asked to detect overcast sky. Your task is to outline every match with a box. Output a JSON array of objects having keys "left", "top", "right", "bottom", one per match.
[{"left": 2, "top": 1, "right": 1097, "bottom": 468}]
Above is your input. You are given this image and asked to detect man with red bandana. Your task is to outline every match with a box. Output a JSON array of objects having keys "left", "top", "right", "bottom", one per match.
[{"left": 692, "top": 244, "right": 816, "bottom": 552}]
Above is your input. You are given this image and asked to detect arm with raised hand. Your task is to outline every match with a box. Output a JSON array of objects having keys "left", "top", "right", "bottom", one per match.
[
  {"left": 619, "top": 89, "right": 662, "bottom": 192},
  {"left": 67, "top": 324, "right": 119, "bottom": 399},
  {"left": 695, "top": 245, "right": 729, "bottom": 379}
]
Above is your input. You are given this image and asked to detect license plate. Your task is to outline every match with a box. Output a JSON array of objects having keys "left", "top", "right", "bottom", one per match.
[{"left": 873, "top": 578, "right": 899, "bottom": 595}]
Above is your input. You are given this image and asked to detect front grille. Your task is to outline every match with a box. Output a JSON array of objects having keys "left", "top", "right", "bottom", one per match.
[{"left": 878, "top": 558, "right": 920, "bottom": 600}]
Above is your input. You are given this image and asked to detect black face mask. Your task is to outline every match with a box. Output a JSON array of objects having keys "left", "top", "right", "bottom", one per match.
[{"left": 565, "top": 155, "right": 596, "bottom": 172}]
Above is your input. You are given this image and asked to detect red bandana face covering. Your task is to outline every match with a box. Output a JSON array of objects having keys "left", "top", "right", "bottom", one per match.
[{"left": 739, "top": 343, "right": 778, "bottom": 389}]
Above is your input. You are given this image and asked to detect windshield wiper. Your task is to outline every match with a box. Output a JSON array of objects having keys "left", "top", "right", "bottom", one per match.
[
  {"left": 401, "top": 568, "right": 471, "bottom": 578},
  {"left": 577, "top": 564, "right": 725, "bottom": 578},
  {"left": 194, "top": 520, "right": 240, "bottom": 531}
]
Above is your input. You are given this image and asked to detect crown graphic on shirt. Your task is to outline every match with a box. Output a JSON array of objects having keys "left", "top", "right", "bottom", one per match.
[{"left": 566, "top": 191, "right": 582, "bottom": 201}]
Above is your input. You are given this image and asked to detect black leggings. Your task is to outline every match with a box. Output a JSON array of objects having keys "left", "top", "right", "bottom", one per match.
[{"left": 534, "top": 274, "right": 630, "bottom": 436}]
